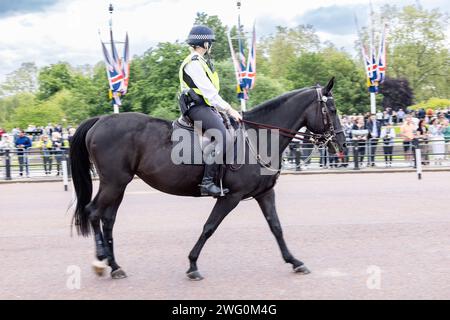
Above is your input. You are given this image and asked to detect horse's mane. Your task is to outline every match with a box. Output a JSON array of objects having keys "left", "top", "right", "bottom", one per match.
[{"left": 243, "top": 87, "right": 313, "bottom": 120}]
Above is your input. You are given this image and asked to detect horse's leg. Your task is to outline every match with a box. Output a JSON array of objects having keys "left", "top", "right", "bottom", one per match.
[
  {"left": 255, "top": 189, "right": 310, "bottom": 274},
  {"left": 101, "top": 191, "right": 127, "bottom": 279},
  {"left": 187, "top": 195, "right": 241, "bottom": 281},
  {"left": 88, "top": 183, "right": 128, "bottom": 278}
]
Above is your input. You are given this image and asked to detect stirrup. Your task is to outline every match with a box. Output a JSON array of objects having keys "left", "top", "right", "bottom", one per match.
[{"left": 199, "top": 182, "right": 229, "bottom": 197}]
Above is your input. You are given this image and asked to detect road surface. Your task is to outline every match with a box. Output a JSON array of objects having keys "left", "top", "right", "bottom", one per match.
[{"left": 0, "top": 172, "right": 449, "bottom": 299}]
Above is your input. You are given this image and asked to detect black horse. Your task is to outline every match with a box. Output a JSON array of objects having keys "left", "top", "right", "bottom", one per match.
[{"left": 70, "top": 78, "right": 346, "bottom": 280}]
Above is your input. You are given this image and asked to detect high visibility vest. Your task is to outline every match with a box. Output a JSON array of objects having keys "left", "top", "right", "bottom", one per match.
[{"left": 179, "top": 54, "right": 220, "bottom": 106}]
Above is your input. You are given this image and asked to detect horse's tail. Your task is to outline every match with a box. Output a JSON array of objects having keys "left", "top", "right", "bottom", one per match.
[{"left": 70, "top": 117, "right": 100, "bottom": 237}]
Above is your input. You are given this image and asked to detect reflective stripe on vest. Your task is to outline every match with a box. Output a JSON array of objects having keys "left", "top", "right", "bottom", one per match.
[{"left": 179, "top": 54, "right": 220, "bottom": 106}]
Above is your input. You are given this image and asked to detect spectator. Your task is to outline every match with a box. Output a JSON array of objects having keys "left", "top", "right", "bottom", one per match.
[
  {"left": 382, "top": 111, "right": 391, "bottom": 126},
  {"left": 37, "top": 135, "right": 54, "bottom": 175},
  {"left": 429, "top": 118, "right": 445, "bottom": 165},
  {"left": 380, "top": 122, "right": 396, "bottom": 167},
  {"left": 351, "top": 117, "right": 368, "bottom": 167},
  {"left": 442, "top": 119, "right": 450, "bottom": 160},
  {"left": 411, "top": 111, "right": 420, "bottom": 129},
  {"left": 54, "top": 124, "right": 63, "bottom": 133},
  {"left": 391, "top": 111, "right": 398, "bottom": 124},
  {"left": 376, "top": 110, "right": 383, "bottom": 121},
  {"left": 15, "top": 130, "right": 32, "bottom": 177},
  {"left": 418, "top": 108, "right": 426, "bottom": 119},
  {"left": 11, "top": 127, "right": 20, "bottom": 143},
  {"left": 366, "top": 114, "right": 382, "bottom": 167},
  {"left": 0, "top": 134, "right": 15, "bottom": 151},
  {"left": 397, "top": 108, "right": 405, "bottom": 123},
  {"left": 400, "top": 115, "right": 416, "bottom": 164},
  {"left": 339, "top": 117, "right": 353, "bottom": 168},
  {"left": 68, "top": 127, "right": 76, "bottom": 145},
  {"left": 319, "top": 147, "right": 329, "bottom": 169},
  {"left": 45, "top": 123, "right": 54, "bottom": 136},
  {"left": 0, "top": 127, "right": 5, "bottom": 137},
  {"left": 51, "top": 131, "right": 64, "bottom": 176},
  {"left": 416, "top": 119, "right": 430, "bottom": 165},
  {"left": 299, "top": 127, "right": 314, "bottom": 168}
]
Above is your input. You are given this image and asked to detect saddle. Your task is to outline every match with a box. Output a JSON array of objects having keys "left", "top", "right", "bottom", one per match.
[{"left": 172, "top": 90, "right": 241, "bottom": 166}]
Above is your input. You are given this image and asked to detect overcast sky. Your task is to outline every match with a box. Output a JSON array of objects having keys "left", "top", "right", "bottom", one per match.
[{"left": 0, "top": 0, "right": 448, "bottom": 82}]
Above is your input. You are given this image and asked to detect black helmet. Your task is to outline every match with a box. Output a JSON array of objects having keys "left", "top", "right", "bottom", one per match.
[{"left": 187, "top": 25, "right": 215, "bottom": 48}]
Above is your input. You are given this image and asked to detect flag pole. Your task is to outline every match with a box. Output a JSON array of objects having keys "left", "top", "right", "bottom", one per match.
[
  {"left": 109, "top": 3, "right": 119, "bottom": 114},
  {"left": 369, "top": 0, "right": 376, "bottom": 115},
  {"left": 237, "top": 1, "right": 246, "bottom": 112}
]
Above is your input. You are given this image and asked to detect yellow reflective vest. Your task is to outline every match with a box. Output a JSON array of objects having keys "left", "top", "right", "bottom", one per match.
[{"left": 179, "top": 54, "right": 220, "bottom": 106}]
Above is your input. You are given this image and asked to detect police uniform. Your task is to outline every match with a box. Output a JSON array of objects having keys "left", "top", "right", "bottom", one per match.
[{"left": 180, "top": 25, "right": 234, "bottom": 197}]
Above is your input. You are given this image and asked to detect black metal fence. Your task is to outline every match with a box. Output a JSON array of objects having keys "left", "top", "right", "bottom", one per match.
[
  {"left": 282, "top": 138, "right": 450, "bottom": 171},
  {"left": 0, "top": 149, "right": 70, "bottom": 180},
  {"left": 1, "top": 140, "right": 450, "bottom": 180}
]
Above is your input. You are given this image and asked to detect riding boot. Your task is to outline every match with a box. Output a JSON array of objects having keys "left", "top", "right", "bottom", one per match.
[{"left": 200, "top": 163, "right": 229, "bottom": 197}]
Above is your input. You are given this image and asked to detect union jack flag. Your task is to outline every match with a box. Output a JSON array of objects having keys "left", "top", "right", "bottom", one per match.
[
  {"left": 243, "top": 24, "right": 256, "bottom": 90},
  {"left": 121, "top": 33, "right": 130, "bottom": 94},
  {"left": 237, "top": 30, "right": 248, "bottom": 100},
  {"left": 101, "top": 34, "right": 131, "bottom": 105},
  {"left": 376, "top": 26, "right": 387, "bottom": 84},
  {"left": 101, "top": 41, "right": 123, "bottom": 98}
]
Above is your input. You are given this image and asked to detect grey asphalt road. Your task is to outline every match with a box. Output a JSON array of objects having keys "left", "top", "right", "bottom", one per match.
[{"left": 0, "top": 172, "right": 449, "bottom": 300}]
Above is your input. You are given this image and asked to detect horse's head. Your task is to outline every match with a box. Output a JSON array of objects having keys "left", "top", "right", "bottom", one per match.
[{"left": 304, "top": 77, "right": 347, "bottom": 155}]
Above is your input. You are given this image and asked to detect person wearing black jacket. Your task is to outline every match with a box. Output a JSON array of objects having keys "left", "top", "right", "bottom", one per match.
[
  {"left": 351, "top": 117, "right": 368, "bottom": 166},
  {"left": 366, "top": 114, "right": 383, "bottom": 167},
  {"left": 14, "top": 130, "right": 32, "bottom": 177}
]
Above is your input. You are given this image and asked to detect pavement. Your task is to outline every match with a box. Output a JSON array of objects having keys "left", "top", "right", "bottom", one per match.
[{"left": 0, "top": 172, "right": 449, "bottom": 299}]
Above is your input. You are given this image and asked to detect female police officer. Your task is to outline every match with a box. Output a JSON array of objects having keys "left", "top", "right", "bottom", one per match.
[{"left": 179, "top": 25, "right": 242, "bottom": 197}]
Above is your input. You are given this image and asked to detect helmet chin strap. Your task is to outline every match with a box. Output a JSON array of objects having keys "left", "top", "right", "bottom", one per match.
[{"left": 203, "top": 42, "right": 215, "bottom": 71}]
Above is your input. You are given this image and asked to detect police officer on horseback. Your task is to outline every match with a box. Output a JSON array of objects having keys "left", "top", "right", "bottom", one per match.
[{"left": 179, "top": 25, "right": 242, "bottom": 197}]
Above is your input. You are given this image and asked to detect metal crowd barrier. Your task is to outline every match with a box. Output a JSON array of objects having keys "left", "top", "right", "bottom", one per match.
[
  {"left": 0, "top": 148, "right": 70, "bottom": 181},
  {"left": 1, "top": 139, "right": 450, "bottom": 181},
  {"left": 282, "top": 138, "right": 450, "bottom": 171}
]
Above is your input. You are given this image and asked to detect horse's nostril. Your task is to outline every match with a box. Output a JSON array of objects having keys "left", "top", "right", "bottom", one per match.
[{"left": 343, "top": 143, "right": 347, "bottom": 149}]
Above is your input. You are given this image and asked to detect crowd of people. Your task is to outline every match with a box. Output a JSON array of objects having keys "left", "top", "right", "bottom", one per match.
[
  {"left": 0, "top": 124, "right": 76, "bottom": 177},
  {"left": 1, "top": 107, "right": 450, "bottom": 177},
  {"left": 287, "top": 107, "right": 450, "bottom": 169}
]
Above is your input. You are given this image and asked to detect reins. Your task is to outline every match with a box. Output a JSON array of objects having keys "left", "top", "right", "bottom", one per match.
[
  {"left": 240, "top": 119, "right": 319, "bottom": 142},
  {"left": 238, "top": 87, "right": 342, "bottom": 172}
]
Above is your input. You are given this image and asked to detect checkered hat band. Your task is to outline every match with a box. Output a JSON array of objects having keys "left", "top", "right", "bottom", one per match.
[{"left": 188, "top": 34, "right": 215, "bottom": 40}]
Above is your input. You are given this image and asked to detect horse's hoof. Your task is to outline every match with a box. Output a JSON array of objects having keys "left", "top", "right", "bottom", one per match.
[
  {"left": 111, "top": 268, "right": 127, "bottom": 279},
  {"left": 294, "top": 265, "right": 311, "bottom": 275},
  {"left": 92, "top": 259, "right": 108, "bottom": 277},
  {"left": 187, "top": 270, "right": 204, "bottom": 281}
]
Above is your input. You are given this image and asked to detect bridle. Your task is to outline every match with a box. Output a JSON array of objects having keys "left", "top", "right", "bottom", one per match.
[
  {"left": 240, "top": 87, "right": 343, "bottom": 172},
  {"left": 315, "top": 87, "right": 344, "bottom": 147}
]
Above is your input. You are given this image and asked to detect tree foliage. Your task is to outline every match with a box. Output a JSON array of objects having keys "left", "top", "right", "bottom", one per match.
[
  {"left": 0, "top": 6, "right": 448, "bottom": 130},
  {"left": 379, "top": 77, "right": 414, "bottom": 111}
]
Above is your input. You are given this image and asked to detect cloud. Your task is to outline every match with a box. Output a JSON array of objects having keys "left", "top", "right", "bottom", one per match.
[
  {"left": 0, "top": 0, "right": 60, "bottom": 17},
  {"left": 295, "top": 4, "right": 368, "bottom": 36}
]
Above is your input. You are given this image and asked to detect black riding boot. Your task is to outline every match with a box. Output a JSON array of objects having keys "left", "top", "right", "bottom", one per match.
[{"left": 200, "top": 164, "right": 229, "bottom": 197}]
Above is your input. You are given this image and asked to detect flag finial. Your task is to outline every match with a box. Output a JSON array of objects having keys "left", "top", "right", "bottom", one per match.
[
  {"left": 237, "top": 1, "right": 241, "bottom": 10},
  {"left": 109, "top": 3, "right": 114, "bottom": 14}
]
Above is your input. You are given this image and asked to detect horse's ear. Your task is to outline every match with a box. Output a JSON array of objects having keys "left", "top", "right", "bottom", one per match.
[{"left": 322, "top": 77, "right": 335, "bottom": 95}]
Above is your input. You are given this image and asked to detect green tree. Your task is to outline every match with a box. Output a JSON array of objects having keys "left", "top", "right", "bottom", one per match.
[
  {"left": 382, "top": 5, "right": 450, "bottom": 101},
  {"left": 9, "top": 96, "right": 64, "bottom": 129},
  {"left": 38, "top": 63, "right": 75, "bottom": 100},
  {"left": 126, "top": 42, "right": 189, "bottom": 119},
  {"left": 260, "top": 25, "right": 320, "bottom": 80},
  {"left": 0, "top": 93, "right": 36, "bottom": 129},
  {"left": 1, "top": 62, "right": 38, "bottom": 95},
  {"left": 287, "top": 48, "right": 368, "bottom": 114}
]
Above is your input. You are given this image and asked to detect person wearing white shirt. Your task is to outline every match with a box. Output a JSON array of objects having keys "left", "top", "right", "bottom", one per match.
[
  {"left": 179, "top": 25, "right": 241, "bottom": 197},
  {"left": 380, "top": 123, "right": 396, "bottom": 167}
]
